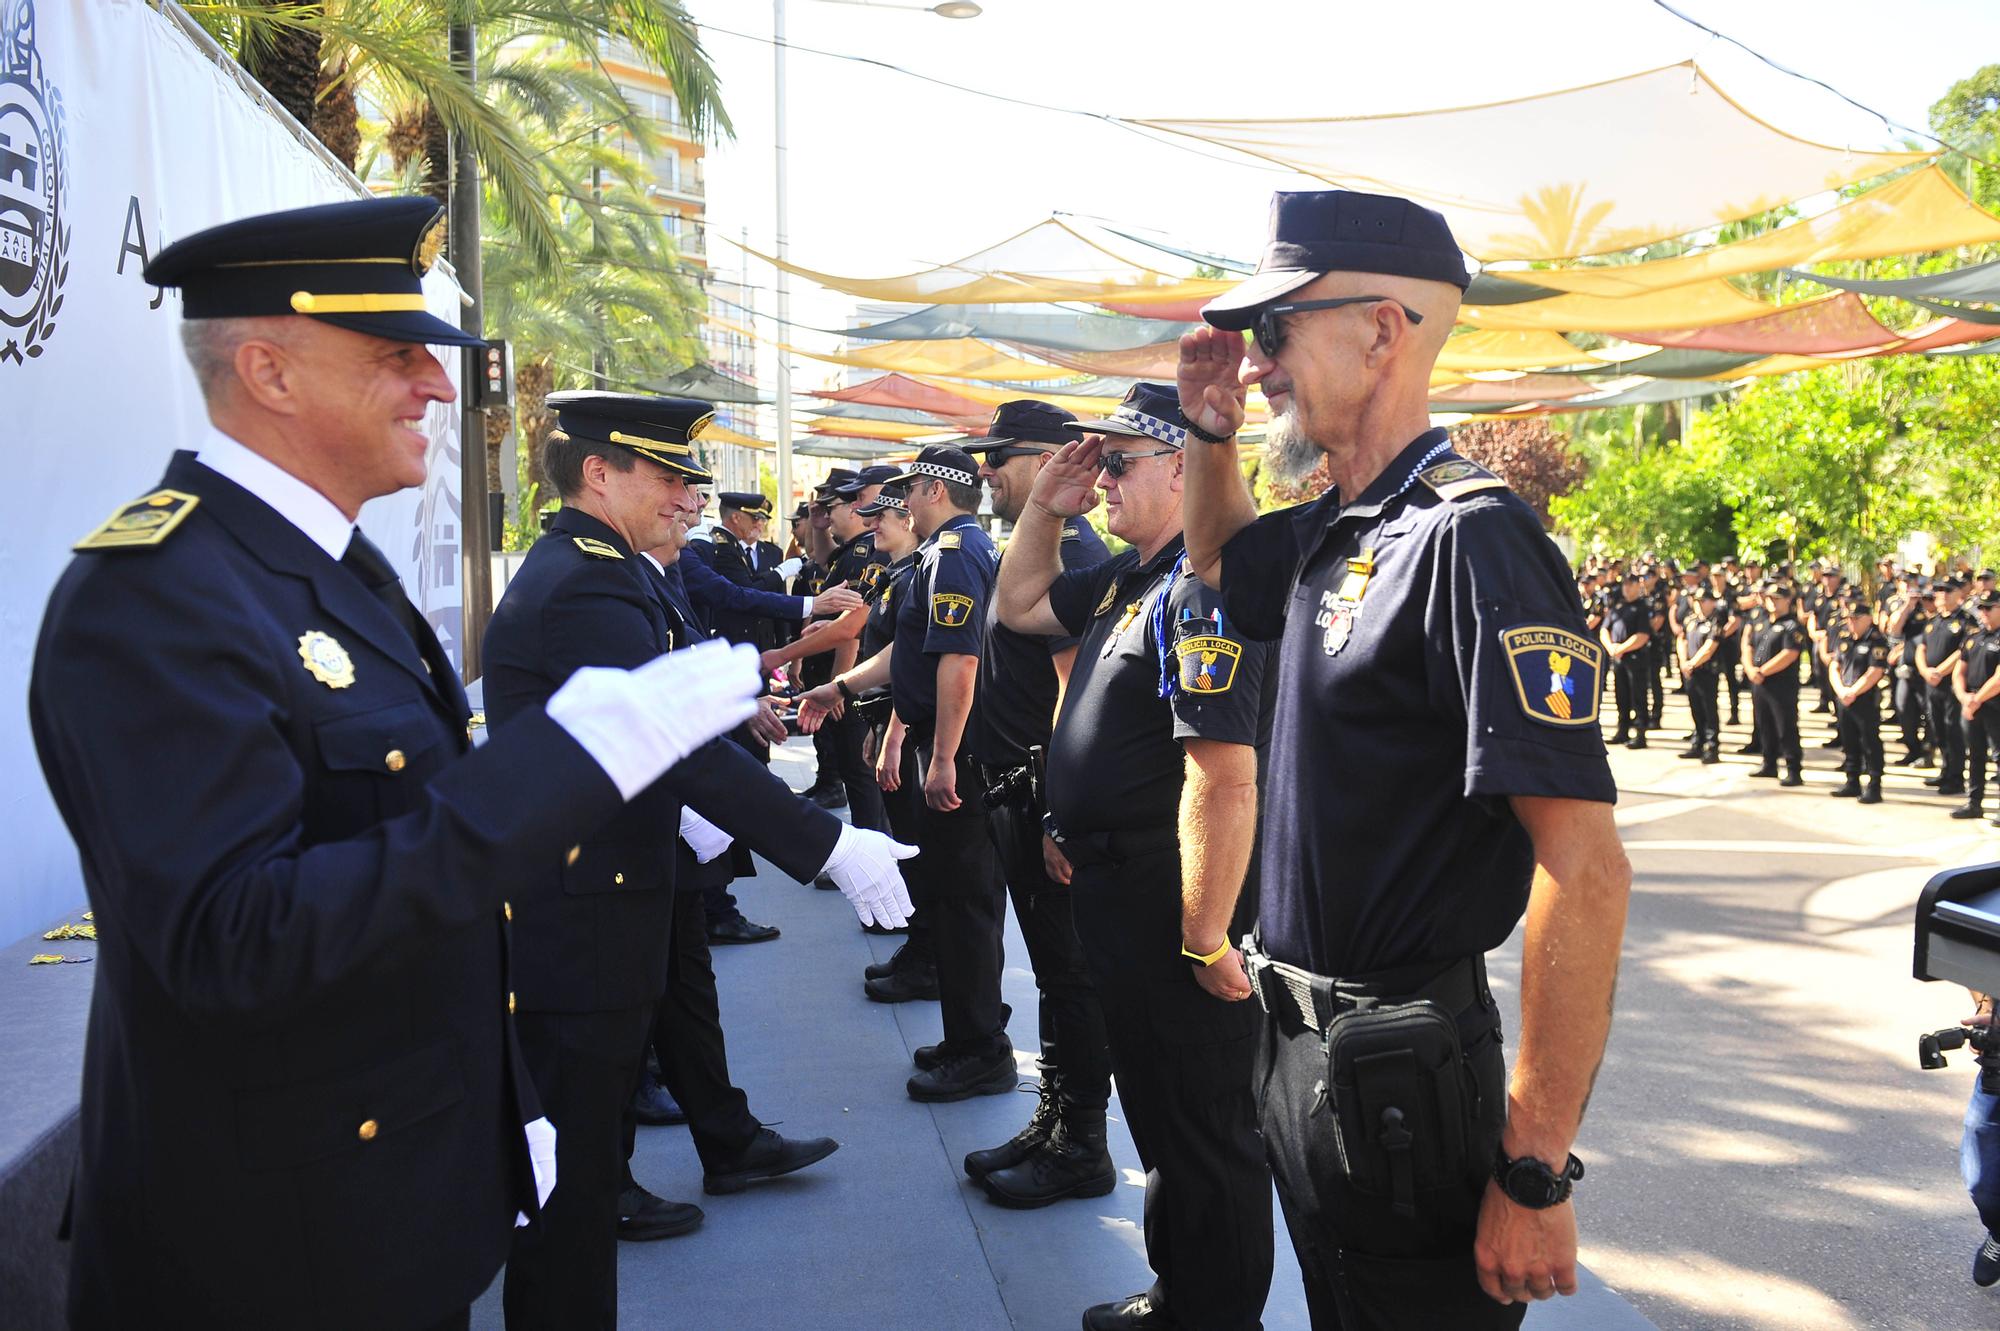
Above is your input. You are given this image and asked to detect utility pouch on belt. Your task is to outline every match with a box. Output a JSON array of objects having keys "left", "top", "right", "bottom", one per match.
[{"left": 1323, "top": 1000, "right": 1476, "bottom": 1221}]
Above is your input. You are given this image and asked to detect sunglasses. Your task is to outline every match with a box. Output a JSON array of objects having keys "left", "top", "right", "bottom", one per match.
[
  {"left": 981, "top": 445, "right": 1056, "bottom": 464},
  {"left": 1252, "top": 296, "right": 1425, "bottom": 359},
  {"left": 1099, "top": 446, "right": 1178, "bottom": 478}
]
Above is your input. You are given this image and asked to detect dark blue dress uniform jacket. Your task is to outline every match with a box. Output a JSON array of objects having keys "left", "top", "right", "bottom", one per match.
[
  {"left": 28, "top": 451, "right": 625, "bottom": 1331},
  {"left": 480, "top": 508, "right": 840, "bottom": 1014}
]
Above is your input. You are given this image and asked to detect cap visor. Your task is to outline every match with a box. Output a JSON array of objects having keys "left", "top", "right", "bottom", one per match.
[
  {"left": 1068, "top": 418, "right": 1149, "bottom": 439},
  {"left": 315, "top": 309, "right": 487, "bottom": 348},
  {"left": 883, "top": 469, "right": 922, "bottom": 486},
  {"left": 1200, "top": 268, "right": 1323, "bottom": 330}
]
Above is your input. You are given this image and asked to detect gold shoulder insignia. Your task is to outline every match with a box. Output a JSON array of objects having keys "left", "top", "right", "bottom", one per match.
[
  {"left": 572, "top": 536, "right": 625, "bottom": 560},
  {"left": 74, "top": 490, "right": 200, "bottom": 551},
  {"left": 935, "top": 531, "right": 962, "bottom": 550},
  {"left": 1415, "top": 458, "right": 1507, "bottom": 502},
  {"left": 711, "top": 528, "right": 731, "bottom": 544},
  {"left": 1061, "top": 524, "right": 1082, "bottom": 542}
]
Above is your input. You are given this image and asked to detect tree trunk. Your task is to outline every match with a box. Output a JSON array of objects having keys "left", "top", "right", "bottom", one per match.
[
  {"left": 312, "top": 58, "right": 361, "bottom": 171},
  {"left": 421, "top": 104, "right": 451, "bottom": 210},
  {"left": 243, "top": 0, "right": 321, "bottom": 132},
  {"left": 516, "top": 357, "right": 557, "bottom": 503}
]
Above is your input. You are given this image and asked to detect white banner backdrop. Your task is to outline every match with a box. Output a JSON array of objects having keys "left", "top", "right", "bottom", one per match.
[{"left": 0, "top": 0, "right": 468, "bottom": 944}]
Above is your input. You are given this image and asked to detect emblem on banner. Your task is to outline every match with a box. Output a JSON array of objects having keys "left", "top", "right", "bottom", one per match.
[{"left": 0, "top": 0, "right": 71, "bottom": 366}]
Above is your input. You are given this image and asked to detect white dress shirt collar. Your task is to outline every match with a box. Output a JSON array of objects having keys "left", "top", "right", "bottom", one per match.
[{"left": 193, "top": 426, "right": 356, "bottom": 561}]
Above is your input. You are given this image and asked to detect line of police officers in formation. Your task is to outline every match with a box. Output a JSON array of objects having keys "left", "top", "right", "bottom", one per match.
[
  {"left": 33, "top": 188, "right": 1633, "bottom": 1331},
  {"left": 1586, "top": 556, "right": 2000, "bottom": 819}
]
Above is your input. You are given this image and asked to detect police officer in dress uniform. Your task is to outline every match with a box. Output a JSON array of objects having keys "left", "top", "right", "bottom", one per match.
[
  {"left": 1829, "top": 597, "right": 1889, "bottom": 803},
  {"left": 1745, "top": 581, "right": 1809, "bottom": 787},
  {"left": 1923, "top": 577, "right": 1973, "bottom": 800},
  {"left": 1676, "top": 585, "right": 1727, "bottom": 763},
  {"left": 796, "top": 470, "right": 858, "bottom": 806},
  {"left": 954, "top": 399, "right": 1119, "bottom": 1209},
  {"left": 1179, "top": 188, "right": 1631, "bottom": 1329},
  {"left": 812, "top": 466, "right": 899, "bottom": 832},
  {"left": 1952, "top": 590, "right": 2000, "bottom": 823},
  {"left": 799, "top": 446, "right": 1016, "bottom": 1101},
  {"left": 480, "top": 392, "right": 915, "bottom": 1329},
  {"left": 1602, "top": 572, "right": 1652, "bottom": 748},
  {"left": 996, "top": 383, "right": 1277, "bottom": 1330},
  {"left": 703, "top": 491, "right": 790, "bottom": 653},
  {"left": 1887, "top": 572, "right": 1931, "bottom": 765},
  {"left": 1712, "top": 565, "right": 1746, "bottom": 727},
  {"left": 1735, "top": 578, "right": 1771, "bottom": 754},
  {"left": 28, "top": 199, "right": 771, "bottom": 1331}
]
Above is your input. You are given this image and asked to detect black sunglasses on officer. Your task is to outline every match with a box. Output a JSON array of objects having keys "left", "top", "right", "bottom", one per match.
[{"left": 1250, "top": 295, "right": 1426, "bottom": 359}]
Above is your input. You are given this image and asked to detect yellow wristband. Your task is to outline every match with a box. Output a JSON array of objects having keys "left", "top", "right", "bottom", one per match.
[{"left": 1181, "top": 939, "right": 1231, "bottom": 967}]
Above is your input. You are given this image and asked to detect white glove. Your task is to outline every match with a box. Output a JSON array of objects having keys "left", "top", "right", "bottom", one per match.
[
  {"left": 819, "top": 823, "right": 918, "bottom": 929},
  {"left": 679, "top": 808, "right": 735, "bottom": 863},
  {"left": 514, "top": 1115, "right": 558, "bottom": 1227},
  {"left": 546, "top": 639, "right": 762, "bottom": 800},
  {"left": 776, "top": 557, "right": 804, "bottom": 580}
]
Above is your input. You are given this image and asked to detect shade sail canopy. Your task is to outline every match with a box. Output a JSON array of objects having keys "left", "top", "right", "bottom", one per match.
[
  {"left": 842, "top": 302, "right": 1196, "bottom": 350},
  {"left": 803, "top": 416, "right": 953, "bottom": 442},
  {"left": 1490, "top": 167, "right": 2000, "bottom": 298},
  {"left": 1461, "top": 279, "right": 1777, "bottom": 331},
  {"left": 1135, "top": 63, "right": 1931, "bottom": 262},
  {"left": 698, "top": 420, "right": 771, "bottom": 449},
  {"left": 645, "top": 363, "right": 769, "bottom": 406},
  {"left": 803, "top": 400, "right": 968, "bottom": 429},
  {"left": 1784, "top": 257, "right": 2000, "bottom": 304},
  {"left": 778, "top": 336, "right": 1074, "bottom": 382},
  {"left": 1427, "top": 375, "right": 1605, "bottom": 406},
  {"left": 1620, "top": 292, "right": 1899, "bottom": 354},
  {"left": 1007, "top": 341, "right": 1181, "bottom": 379},
  {"left": 1571, "top": 348, "right": 1769, "bottom": 379},
  {"left": 1435, "top": 329, "right": 1592, "bottom": 372}
]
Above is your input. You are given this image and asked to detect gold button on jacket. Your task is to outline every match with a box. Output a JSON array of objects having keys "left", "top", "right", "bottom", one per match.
[
  {"left": 384, "top": 749, "right": 406, "bottom": 773},
  {"left": 357, "top": 1119, "right": 379, "bottom": 1142}
]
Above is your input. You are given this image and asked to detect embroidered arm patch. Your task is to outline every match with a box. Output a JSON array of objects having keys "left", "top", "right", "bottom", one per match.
[
  {"left": 932, "top": 593, "right": 974, "bottom": 627},
  {"left": 1174, "top": 635, "right": 1243, "bottom": 694},
  {"left": 1499, "top": 625, "right": 1602, "bottom": 727}
]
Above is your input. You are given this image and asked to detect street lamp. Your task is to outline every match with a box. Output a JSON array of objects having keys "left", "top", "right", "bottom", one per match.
[{"left": 770, "top": 0, "right": 980, "bottom": 541}]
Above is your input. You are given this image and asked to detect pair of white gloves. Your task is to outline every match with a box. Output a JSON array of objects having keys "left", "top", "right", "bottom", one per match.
[{"left": 547, "top": 640, "right": 917, "bottom": 929}]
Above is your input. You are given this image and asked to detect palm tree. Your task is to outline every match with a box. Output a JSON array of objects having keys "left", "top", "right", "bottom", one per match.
[{"left": 183, "top": 0, "right": 730, "bottom": 275}]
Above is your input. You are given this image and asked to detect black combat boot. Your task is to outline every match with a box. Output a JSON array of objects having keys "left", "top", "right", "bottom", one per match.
[
  {"left": 1858, "top": 779, "right": 1882, "bottom": 805},
  {"left": 1829, "top": 775, "right": 1861, "bottom": 798},
  {"left": 1751, "top": 762, "right": 1779, "bottom": 778},
  {"left": 1952, "top": 798, "right": 1986, "bottom": 820},
  {"left": 1701, "top": 743, "right": 1721, "bottom": 765},
  {"left": 1677, "top": 742, "right": 1704, "bottom": 759},
  {"left": 1779, "top": 766, "right": 1804, "bottom": 787},
  {"left": 981, "top": 1101, "right": 1117, "bottom": 1209},
  {"left": 963, "top": 1073, "right": 1060, "bottom": 1181}
]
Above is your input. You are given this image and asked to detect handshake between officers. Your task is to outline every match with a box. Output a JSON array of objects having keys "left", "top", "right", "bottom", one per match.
[{"left": 26, "top": 198, "right": 916, "bottom": 1331}]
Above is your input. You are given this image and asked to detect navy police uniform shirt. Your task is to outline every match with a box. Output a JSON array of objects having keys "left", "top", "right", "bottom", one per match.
[
  {"left": 1836, "top": 625, "right": 1890, "bottom": 690},
  {"left": 1604, "top": 594, "right": 1652, "bottom": 654},
  {"left": 891, "top": 513, "right": 997, "bottom": 734},
  {"left": 1749, "top": 612, "right": 1810, "bottom": 691},
  {"left": 1924, "top": 605, "right": 1972, "bottom": 678},
  {"left": 1044, "top": 535, "right": 1274, "bottom": 836},
  {"left": 1216, "top": 430, "right": 1616, "bottom": 977},
  {"left": 1966, "top": 624, "right": 2000, "bottom": 691},
  {"left": 972, "top": 517, "right": 1111, "bottom": 769},
  {"left": 828, "top": 530, "right": 890, "bottom": 601},
  {"left": 1683, "top": 608, "right": 1727, "bottom": 674},
  {"left": 862, "top": 552, "right": 917, "bottom": 662}
]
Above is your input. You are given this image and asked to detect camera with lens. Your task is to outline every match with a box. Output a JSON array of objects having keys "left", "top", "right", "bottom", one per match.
[{"left": 1920, "top": 1022, "right": 2000, "bottom": 1096}]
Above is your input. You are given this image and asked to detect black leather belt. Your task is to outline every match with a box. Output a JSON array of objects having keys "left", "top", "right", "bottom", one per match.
[
  {"left": 1041, "top": 815, "right": 1178, "bottom": 869},
  {"left": 1243, "top": 942, "right": 1490, "bottom": 1038}
]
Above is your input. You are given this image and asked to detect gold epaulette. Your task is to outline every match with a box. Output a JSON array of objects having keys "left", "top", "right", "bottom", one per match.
[
  {"left": 573, "top": 537, "right": 624, "bottom": 560},
  {"left": 935, "top": 531, "right": 962, "bottom": 550},
  {"left": 1414, "top": 459, "right": 1507, "bottom": 502},
  {"left": 74, "top": 490, "right": 200, "bottom": 551}
]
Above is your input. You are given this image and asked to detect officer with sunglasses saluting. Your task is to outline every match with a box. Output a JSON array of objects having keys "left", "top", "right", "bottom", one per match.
[{"left": 1176, "top": 189, "right": 1631, "bottom": 1330}]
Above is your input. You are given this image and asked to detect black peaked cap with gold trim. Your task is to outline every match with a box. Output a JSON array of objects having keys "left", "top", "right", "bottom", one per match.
[
  {"left": 546, "top": 390, "right": 715, "bottom": 482},
  {"left": 143, "top": 197, "right": 483, "bottom": 347}
]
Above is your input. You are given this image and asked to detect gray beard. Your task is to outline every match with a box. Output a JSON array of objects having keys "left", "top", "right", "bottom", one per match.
[{"left": 1261, "top": 409, "right": 1322, "bottom": 486}]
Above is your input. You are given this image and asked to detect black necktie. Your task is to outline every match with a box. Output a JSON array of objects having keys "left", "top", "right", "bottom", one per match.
[{"left": 341, "top": 529, "right": 444, "bottom": 683}]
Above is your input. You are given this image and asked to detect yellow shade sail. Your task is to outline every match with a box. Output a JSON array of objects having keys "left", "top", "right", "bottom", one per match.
[
  {"left": 1435, "top": 329, "right": 1591, "bottom": 372},
  {"left": 804, "top": 417, "right": 951, "bottom": 442},
  {"left": 779, "top": 336, "right": 1075, "bottom": 382},
  {"left": 1460, "top": 279, "right": 1775, "bottom": 332},
  {"left": 699, "top": 421, "right": 770, "bottom": 450}
]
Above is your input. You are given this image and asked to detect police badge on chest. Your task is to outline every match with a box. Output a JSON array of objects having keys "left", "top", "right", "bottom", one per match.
[{"left": 1313, "top": 550, "right": 1374, "bottom": 656}]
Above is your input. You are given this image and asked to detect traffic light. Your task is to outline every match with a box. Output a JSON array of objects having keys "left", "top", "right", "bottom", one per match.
[{"left": 468, "top": 339, "right": 512, "bottom": 409}]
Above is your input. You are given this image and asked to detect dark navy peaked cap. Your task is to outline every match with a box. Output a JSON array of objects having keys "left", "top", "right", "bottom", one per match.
[
  {"left": 719, "top": 491, "right": 773, "bottom": 516},
  {"left": 545, "top": 391, "right": 715, "bottom": 482},
  {"left": 1204, "top": 190, "right": 1472, "bottom": 330},
  {"left": 963, "top": 400, "right": 1081, "bottom": 452},
  {"left": 1070, "top": 383, "right": 1192, "bottom": 447},
  {"left": 144, "top": 197, "right": 484, "bottom": 347}
]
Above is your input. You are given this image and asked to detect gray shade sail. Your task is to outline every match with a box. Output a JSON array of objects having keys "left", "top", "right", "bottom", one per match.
[
  {"left": 841, "top": 303, "right": 1194, "bottom": 351},
  {"left": 1783, "top": 260, "right": 2000, "bottom": 305},
  {"left": 803, "top": 401, "right": 962, "bottom": 427},
  {"left": 1552, "top": 348, "right": 1766, "bottom": 379},
  {"left": 644, "top": 363, "right": 769, "bottom": 405}
]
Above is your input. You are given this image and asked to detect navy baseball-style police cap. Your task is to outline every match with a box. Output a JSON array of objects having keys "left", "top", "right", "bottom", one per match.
[
  {"left": 833, "top": 464, "right": 902, "bottom": 496},
  {"left": 144, "top": 197, "right": 484, "bottom": 348},
  {"left": 963, "top": 399, "right": 1082, "bottom": 453},
  {"left": 855, "top": 485, "right": 908, "bottom": 517},
  {"left": 1071, "top": 383, "right": 1192, "bottom": 447},
  {"left": 1202, "top": 189, "right": 1472, "bottom": 330},
  {"left": 814, "top": 468, "right": 858, "bottom": 498},
  {"left": 719, "top": 490, "right": 773, "bottom": 517},
  {"left": 888, "top": 445, "right": 981, "bottom": 491},
  {"left": 545, "top": 391, "right": 715, "bottom": 483}
]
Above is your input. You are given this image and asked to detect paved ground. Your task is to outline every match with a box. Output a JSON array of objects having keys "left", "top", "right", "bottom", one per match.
[{"left": 471, "top": 681, "right": 2000, "bottom": 1330}]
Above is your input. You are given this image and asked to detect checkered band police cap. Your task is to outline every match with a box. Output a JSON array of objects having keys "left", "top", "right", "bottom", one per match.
[
  {"left": 1070, "top": 383, "right": 1190, "bottom": 448},
  {"left": 887, "top": 445, "right": 981, "bottom": 491}
]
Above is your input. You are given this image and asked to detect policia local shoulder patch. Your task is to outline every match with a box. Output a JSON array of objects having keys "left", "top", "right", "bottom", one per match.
[
  {"left": 1175, "top": 634, "right": 1243, "bottom": 694},
  {"left": 932, "top": 593, "right": 974, "bottom": 627},
  {"left": 1499, "top": 626, "right": 1602, "bottom": 727}
]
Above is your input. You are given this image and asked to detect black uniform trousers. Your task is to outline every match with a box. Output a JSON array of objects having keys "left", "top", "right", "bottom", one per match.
[
  {"left": 1070, "top": 846, "right": 1271, "bottom": 1331},
  {"left": 1838, "top": 693, "right": 1883, "bottom": 780},
  {"left": 827, "top": 709, "right": 888, "bottom": 832},
  {"left": 1645, "top": 641, "right": 1665, "bottom": 723},
  {"left": 986, "top": 794, "right": 1112, "bottom": 1107},
  {"left": 1685, "top": 664, "right": 1720, "bottom": 748},
  {"left": 1721, "top": 641, "right": 1743, "bottom": 720},
  {"left": 504, "top": 1003, "right": 658, "bottom": 1331},
  {"left": 1753, "top": 680, "right": 1802, "bottom": 772},
  {"left": 1611, "top": 655, "right": 1648, "bottom": 738},
  {"left": 623, "top": 883, "right": 761, "bottom": 1176},
  {"left": 872, "top": 726, "right": 933, "bottom": 965},
  {"left": 1966, "top": 705, "right": 2000, "bottom": 800},
  {"left": 1930, "top": 679, "right": 1968, "bottom": 789},
  {"left": 915, "top": 740, "right": 1008, "bottom": 1053},
  {"left": 1255, "top": 966, "right": 1516, "bottom": 1331},
  {"left": 1894, "top": 667, "right": 1927, "bottom": 754}
]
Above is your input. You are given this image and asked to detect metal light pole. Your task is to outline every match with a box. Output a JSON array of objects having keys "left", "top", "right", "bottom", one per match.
[
  {"left": 449, "top": 17, "right": 490, "bottom": 680},
  {"left": 770, "top": 0, "right": 979, "bottom": 543}
]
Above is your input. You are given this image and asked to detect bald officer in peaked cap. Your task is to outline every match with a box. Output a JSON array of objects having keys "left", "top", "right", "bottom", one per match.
[
  {"left": 29, "top": 197, "right": 766, "bottom": 1331},
  {"left": 481, "top": 391, "right": 916, "bottom": 1328},
  {"left": 1177, "top": 189, "right": 1630, "bottom": 1329}
]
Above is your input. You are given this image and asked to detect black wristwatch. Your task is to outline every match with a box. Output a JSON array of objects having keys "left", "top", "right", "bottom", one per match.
[
  {"left": 835, "top": 677, "right": 856, "bottom": 704},
  {"left": 1492, "top": 1146, "right": 1584, "bottom": 1209}
]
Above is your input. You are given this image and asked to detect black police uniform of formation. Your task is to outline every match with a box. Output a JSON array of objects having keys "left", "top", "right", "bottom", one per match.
[
  {"left": 1043, "top": 513, "right": 1278, "bottom": 1329},
  {"left": 1959, "top": 594, "right": 2000, "bottom": 819},
  {"left": 1737, "top": 591, "right": 1772, "bottom": 754},
  {"left": 1831, "top": 604, "right": 1890, "bottom": 802},
  {"left": 1679, "top": 597, "right": 1727, "bottom": 762},
  {"left": 886, "top": 447, "right": 1014, "bottom": 1096},
  {"left": 817, "top": 467, "right": 899, "bottom": 832},
  {"left": 26, "top": 198, "right": 641, "bottom": 1331},
  {"left": 1892, "top": 584, "right": 1932, "bottom": 761},
  {"left": 480, "top": 393, "right": 843, "bottom": 1330},
  {"left": 1201, "top": 188, "right": 1617, "bottom": 1330},
  {"left": 796, "top": 469, "right": 857, "bottom": 802},
  {"left": 1925, "top": 585, "right": 1973, "bottom": 798},
  {"left": 704, "top": 491, "right": 788, "bottom": 653},
  {"left": 1604, "top": 583, "right": 1653, "bottom": 747},
  {"left": 1749, "top": 589, "right": 1810, "bottom": 785}
]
